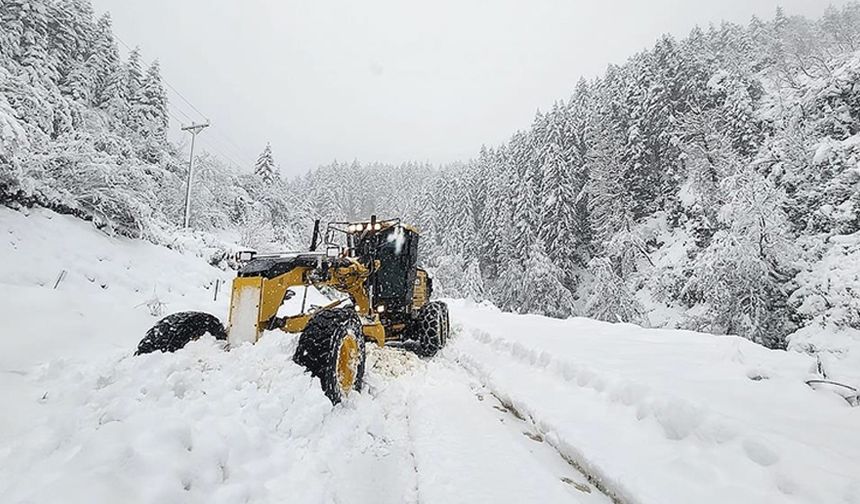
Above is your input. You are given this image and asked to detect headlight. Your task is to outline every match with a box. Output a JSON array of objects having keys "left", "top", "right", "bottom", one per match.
[
  {"left": 366, "top": 223, "right": 373, "bottom": 231},
  {"left": 376, "top": 305, "right": 385, "bottom": 313},
  {"left": 374, "top": 223, "right": 382, "bottom": 231},
  {"left": 348, "top": 224, "right": 356, "bottom": 232}
]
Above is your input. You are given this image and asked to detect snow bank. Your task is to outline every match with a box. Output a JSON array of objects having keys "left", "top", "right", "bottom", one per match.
[{"left": 446, "top": 300, "right": 860, "bottom": 504}]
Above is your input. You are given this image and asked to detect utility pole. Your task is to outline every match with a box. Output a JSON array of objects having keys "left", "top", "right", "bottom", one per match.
[{"left": 181, "top": 121, "right": 210, "bottom": 228}]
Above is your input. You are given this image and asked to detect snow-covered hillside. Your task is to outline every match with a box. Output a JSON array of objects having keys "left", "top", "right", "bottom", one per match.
[
  {"left": 0, "top": 207, "right": 233, "bottom": 440},
  {"left": 1, "top": 208, "right": 858, "bottom": 504}
]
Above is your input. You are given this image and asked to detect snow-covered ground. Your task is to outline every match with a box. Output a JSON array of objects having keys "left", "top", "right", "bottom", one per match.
[
  {"left": 1, "top": 207, "right": 858, "bottom": 504},
  {"left": 448, "top": 301, "right": 860, "bottom": 504}
]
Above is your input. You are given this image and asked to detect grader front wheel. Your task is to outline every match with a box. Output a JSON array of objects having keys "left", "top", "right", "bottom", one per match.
[{"left": 294, "top": 308, "right": 366, "bottom": 404}]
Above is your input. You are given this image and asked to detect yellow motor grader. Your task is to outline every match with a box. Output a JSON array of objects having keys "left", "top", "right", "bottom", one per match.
[{"left": 136, "top": 217, "right": 449, "bottom": 403}]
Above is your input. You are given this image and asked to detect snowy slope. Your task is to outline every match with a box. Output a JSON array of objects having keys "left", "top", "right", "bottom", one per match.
[
  {"left": 1, "top": 207, "right": 858, "bottom": 504},
  {"left": 0, "top": 207, "right": 233, "bottom": 442}
]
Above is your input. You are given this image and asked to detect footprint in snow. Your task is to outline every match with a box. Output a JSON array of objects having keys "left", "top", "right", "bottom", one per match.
[{"left": 743, "top": 438, "right": 780, "bottom": 467}]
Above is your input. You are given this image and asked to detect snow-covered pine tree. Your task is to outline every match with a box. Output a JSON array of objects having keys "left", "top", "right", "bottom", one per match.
[
  {"left": 621, "top": 50, "right": 682, "bottom": 218},
  {"left": 460, "top": 257, "right": 485, "bottom": 302},
  {"left": 130, "top": 60, "right": 168, "bottom": 141},
  {"left": 538, "top": 105, "right": 579, "bottom": 287},
  {"left": 254, "top": 143, "right": 278, "bottom": 184},
  {"left": 565, "top": 80, "right": 596, "bottom": 258},
  {"left": 89, "top": 14, "right": 122, "bottom": 108},
  {"left": 50, "top": 0, "right": 96, "bottom": 104},
  {"left": 414, "top": 185, "right": 439, "bottom": 263},
  {"left": 444, "top": 174, "right": 476, "bottom": 258},
  {"left": 432, "top": 253, "right": 466, "bottom": 298},
  {"left": 722, "top": 79, "right": 764, "bottom": 158},
  {"left": 512, "top": 239, "right": 575, "bottom": 318},
  {"left": 3, "top": 0, "right": 54, "bottom": 74},
  {"left": 510, "top": 146, "right": 539, "bottom": 265},
  {"left": 491, "top": 140, "right": 544, "bottom": 311},
  {"left": 587, "top": 129, "right": 635, "bottom": 246},
  {"left": 124, "top": 46, "right": 143, "bottom": 100},
  {"left": 469, "top": 146, "right": 491, "bottom": 233},
  {"left": 478, "top": 145, "right": 513, "bottom": 277}
]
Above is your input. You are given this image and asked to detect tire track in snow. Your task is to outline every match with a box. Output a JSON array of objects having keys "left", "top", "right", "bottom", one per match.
[
  {"left": 481, "top": 388, "right": 624, "bottom": 504},
  {"left": 443, "top": 331, "right": 633, "bottom": 504},
  {"left": 366, "top": 346, "right": 612, "bottom": 504},
  {"left": 462, "top": 375, "right": 608, "bottom": 500}
]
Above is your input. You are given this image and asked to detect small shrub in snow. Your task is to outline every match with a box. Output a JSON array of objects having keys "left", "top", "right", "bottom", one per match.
[{"left": 143, "top": 296, "right": 167, "bottom": 317}]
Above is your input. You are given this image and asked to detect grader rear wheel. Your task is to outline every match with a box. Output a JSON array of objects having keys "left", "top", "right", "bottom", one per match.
[
  {"left": 411, "top": 301, "right": 449, "bottom": 357},
  {"left": 294, "top": 308, "right": 366, "bottom": 404}
]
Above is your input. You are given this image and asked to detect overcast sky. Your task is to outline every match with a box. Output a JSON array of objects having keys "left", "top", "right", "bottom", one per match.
[{"left": 91, "top": 0, "right": 846, "bottom": 177}]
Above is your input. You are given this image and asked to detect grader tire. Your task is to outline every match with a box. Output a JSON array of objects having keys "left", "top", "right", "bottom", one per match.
[
  {"left": 439, "top": 302, "right": 450, "bottom": 344},
  {"left": 412, "top": 301, "right": 449, "bottom": 358},
  {"left": 136, "top": 311, "right": 227, "bottom": 355},
  {"left": 294, "top": 308, "right": 366, "bottom": 404}
]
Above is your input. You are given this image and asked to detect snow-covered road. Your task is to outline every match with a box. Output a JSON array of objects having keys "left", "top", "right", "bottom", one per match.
[{"left": 2, "top": 208, "right": 858, "bottom": 504}]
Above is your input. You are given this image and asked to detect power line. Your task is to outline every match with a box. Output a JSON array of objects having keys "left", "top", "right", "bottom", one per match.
[
  {"left": 166, "top": 97, "right": 195, "bottom": 123},
  {"left": 113, "top": 34, "right": 201, "bottom": 123},
  {"left": 167, "top": 107, "right": 246, "bottom": 167},
  {"left": 197, "top": 134, "right": 244, "bottom": 168},
  {"left": 112, "top": 31, "right": 252, "bottom": 168},
  {"left": 112, "top": 32, "right": 134, "bottom": 53},
  {"left": 210, "top": 125, "right": 255, "bottom": 165},
  {"left": 162, "top": 79, "right": 208, "bottom": 121},
  {"left": 166, "top": 109, "right": 191, "bottom": 128}
]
